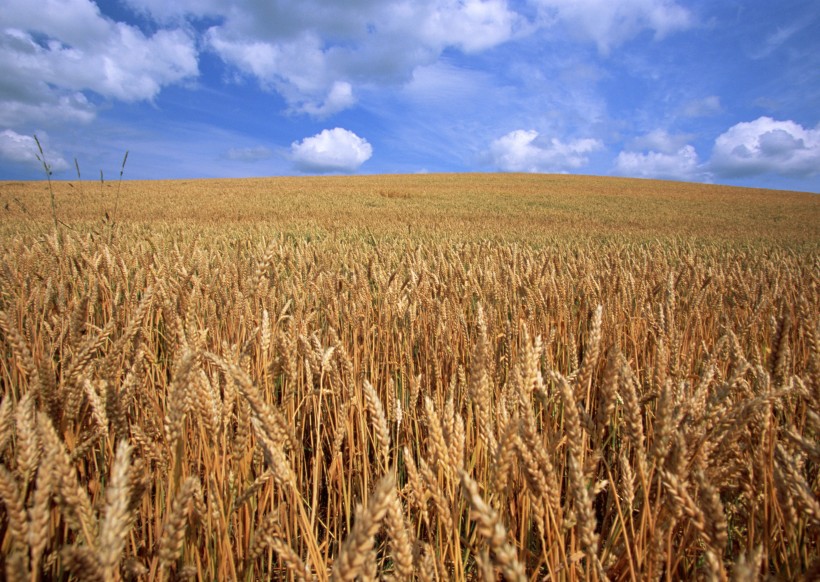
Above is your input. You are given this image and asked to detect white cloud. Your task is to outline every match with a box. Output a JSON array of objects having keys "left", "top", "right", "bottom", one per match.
[
  {"left": 290, "top": 128, "right": 372, "bottom": 173},
  {"left": 710, "top": 117, "right": 820, "bottom": 178},
  {"left": 300, "top": 81, "right": 357, "bottom": 118},
  {"left": 204, "top": 29, "right": 326, "bottom": 95},
  {"left": 163, "top": 0, "right": 525, "bottom": 117},
  {"left": 615, "top": 145, "right": 701, "bottom": 181},
  {"left": 420, "top": 0, "right": 527, "bottom": 52},
  {"left": 0, "top": 130, "right": 69, "bottom": 172},
  {"left": 489, "top": 129, "right": 602, "bottom": 172},
  {"left": 628, "top": 129, "right": 693, "bottom": 154},
  {"left": 0, "top": 0, "right": 198, "bottom": 127},
  {"left": 0, "top": 92, "right": 95, "bottom": 127},
  {"left": 534, "top": 0, "right": 693, "bottom": 53}
]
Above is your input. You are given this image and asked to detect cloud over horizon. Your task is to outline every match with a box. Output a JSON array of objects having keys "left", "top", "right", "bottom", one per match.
[
  {"left": 0, "top": 129, "right": 68, "bottom": 173},
  {"left": 489, "top": 129, "right": 602, "bottom": 173},
  {"left": 710, "top": 117, "right": 820, "bottom": 179},
  {"left": 291, "top": 128, "right": 373, "bottom": 173},
  {"left": 615, "top": 145, "right": 702, "bottom": 181}
]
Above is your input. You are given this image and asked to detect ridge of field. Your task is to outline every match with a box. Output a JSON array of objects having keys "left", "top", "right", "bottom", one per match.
[{"left": 2, "top": 173, "right": 817, "bottom": 242}]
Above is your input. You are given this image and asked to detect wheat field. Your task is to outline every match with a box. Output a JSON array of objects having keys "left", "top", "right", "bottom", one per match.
[{"left": 0, "top": 174, "right": 818, "bottom": 581}]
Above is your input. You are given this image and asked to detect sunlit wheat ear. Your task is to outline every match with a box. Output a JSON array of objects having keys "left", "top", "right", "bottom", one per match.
[
  {"left": 492, "top": 419, "right": 518, "bottom": 495},
  {"left": 260, "top": 308, "right": 271, "bottom": 355},
  {"left": 460, "top": 471, "right": 526, "bottom": 582},
  {"left": 693, "top": 469, "right": 728, "bottom": 555},
  {"left": 14, "top": 392, "right": 39, "bottom": 487},
  {"left": 164, "top": 350, "right": 196, "bottom": 449},
  {"left": 82, "top": 377, "right": 109, "bottom": 434},
  {"left": 0, "top": 395, "right": 14, "bottom": 454},
  {"left": 769, "top": 309, "right": 791, "bottom": 388},
  {"left": 774, "top": 444, "right": 820, "bottom": 527},
  {"left": 575, "top": 304, "right": 603, "bottom": 398},
  {"left": 4, "top": 548, "right": 30, "bottom": 582},
  {"left": 0, "top": 310, "right": 40, "bottom": 393},
  {"left": 251, "top": 417, "right": 297, "bottom": 489},
  {"left": 423, "top": 395, "right": 452, "bottom": 479},
  {"left": 596, "top": 351, "right": 619, "bottom": 431},
  {"left": 36, "top": 414, "right": 97, "bottom": 547},
  {"left": 419, "top": 454, "right": 454, "bottom": 532},
  {"left": 385, "top": 489, "right": 414, "bottom": 580},
  {"left": 159, "top": 476, "right": 203, "bottom": 570},
  {"left": 98, "top": 440, "right": 134, "bottom": 577},
  {"left": 64, "top": 316, "right": 118, "bottom": 387},
  {"left": 205, "top": 352, "right": 298, "bottom": 450},
  {"left": 402, "top": 446, "right": 429, "bottom": 524},
  {"left": 663, "top": 470, "right": 707, "bottom": 536},
  {"left": 331, "top": 472, "right": 396, "bottom": 582},
  {"left": 363, "top": 379, "right": 391, "bottom": 467},
  {"left": 618, "top": 356, "right": 647, "bottom": 475},
  {"left": 448, "top": 401, "right": 466, "bottom": 471},
  {"left": 557, "top": 376, "right": 602, "bottom": 575},
  {"left": 0, "top": 465, "right": 27, "bottom": 552},
  {"left": 469, "top": 305, "right": 497, "bottom": 453},
  {"left": 28, "top": 463, "right": 54, "bottom": 576}
]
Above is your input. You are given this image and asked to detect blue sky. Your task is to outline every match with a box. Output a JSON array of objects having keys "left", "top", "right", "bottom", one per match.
[{"left": 1, "top": 0, "right": 819, "bottom": 192}]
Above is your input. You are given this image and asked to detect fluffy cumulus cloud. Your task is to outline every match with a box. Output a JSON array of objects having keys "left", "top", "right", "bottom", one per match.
[
  {"left": 615, "top": 129, "right": 704, "bottom": 181},
  {"left": 489, "top": 129, "right": 602, "bottom": 173},
  {"left": 533, "top": 0, "right": 693, "bottom": 53},
  {"left": 710, "top": 117, "right": 820, "bottom": 178},
  {"left": 130, "top": 0, "right": 525, "bottom": 116},
  {"left": 419, "top": 0, "right": 526, "bottom": 52},
  {"left": 628, "top": 129, "right": 693, "bottom": 154},
  {"left": 0, "top": 0, "right": 198, "bottom": 127},
  {"left": 290, "top": 128, "right": 372, "bottom": 173},
  {"left": 0, "top": 130, "right": 68, "bottom": 172},
  {"left": 2, "top": 0, "right": 698, "bottom": 133},
  {"left": 615, "top": 145, "right": 701, "bottom": 181}
]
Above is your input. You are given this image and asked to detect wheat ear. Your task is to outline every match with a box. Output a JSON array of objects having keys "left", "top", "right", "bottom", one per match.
[
  {"left": 159, "top": 476, "right": 202, "bottom": 569},
  {"left": 363, "top": 379, "right": 391, "bottom": 467},
  {"left": 98, "top": 440, "right": 134, "bottom": 579},
  {"left": 331, "top": 472, "right": 396, "bottom": 582},
  {"left": 0, "top": 465, "right": 27, "bottom": 552},
  {"left": 460, "top": 471, "right": 526, "bottom": 582},
  {"left": 27, "top": 463, "right": 54, "bottom": 576},
  {"left": 385, "top": 489, "right": 414, "bottom": 580},
  {"left": 36, "top": 414, "right": 97, "bottom": 546}
]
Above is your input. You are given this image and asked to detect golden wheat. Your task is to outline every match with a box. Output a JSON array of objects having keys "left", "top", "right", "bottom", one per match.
[{"left": 0, "top": 173, "right": 817, "bottom": 580}]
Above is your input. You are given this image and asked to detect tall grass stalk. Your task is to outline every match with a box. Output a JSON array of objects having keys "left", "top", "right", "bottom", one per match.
[{"left": 33, "top": 134, "right": 61, "bottom": 247}]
